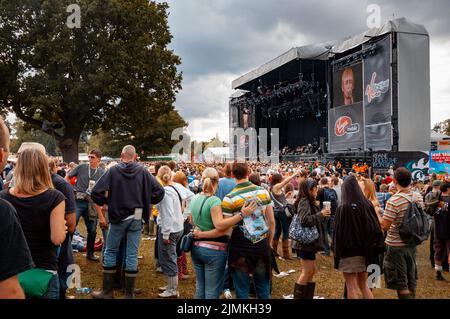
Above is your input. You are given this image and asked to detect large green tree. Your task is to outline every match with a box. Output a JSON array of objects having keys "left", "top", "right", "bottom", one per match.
[
  {"left": 0, "top": 0, "right": 185, "bottom": 162},
  {"left": 10, "top": 120, "right": 58, "bottom": 155}
]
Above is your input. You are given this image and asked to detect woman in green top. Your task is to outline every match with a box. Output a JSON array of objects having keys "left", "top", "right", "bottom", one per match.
[{"left": 189, "top": 168, "right": 256, "bottom": 299}]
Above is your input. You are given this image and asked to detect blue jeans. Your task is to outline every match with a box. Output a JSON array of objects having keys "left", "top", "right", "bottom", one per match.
[
  {"left": 103, "top": 218, "right": 143, "bottom": 272},
  {"left": 102, "top": 228, "right": 126, "bottom": 266},
  {"left": 191, "top": 245, "right": 228, "bottom": 299},
  {"left": 231, "top": 260, "right": 271, "bottom": 299},
  {"left": 75, "top": 200, "right": 97, "bottom": 255},
  {"left": 323, "top": 216, "right": 335, "bottom": 254},
  {"left": 274, "top": 208, "right": 289, "bottom": 240},
  {"left": 42, "top": 274, "right": 60, "bottom": 299}
]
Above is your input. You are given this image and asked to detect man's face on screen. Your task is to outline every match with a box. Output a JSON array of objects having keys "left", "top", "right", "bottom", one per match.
[{"left": 341, "top": 69, "right": 354, "bottom": 104}]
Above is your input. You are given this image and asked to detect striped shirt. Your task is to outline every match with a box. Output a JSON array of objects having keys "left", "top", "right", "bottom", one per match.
[
  {"left": 222, "top": 181, "right": 273, "bottom": 217},
  {"left": 383, "top": 188, "right": 424, "bottom": 247}
]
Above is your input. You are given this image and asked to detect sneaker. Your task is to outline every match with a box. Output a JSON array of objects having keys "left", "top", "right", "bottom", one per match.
[
  {"left": 224, "top": 289, "right": 232, "bottom": 299},
  {"left": 158, "top": 286, "right": 167, "bottom": 292},
  {"left": 158, "top": 290, "right": 179, "bottom": 298},
  {"left": 156, "top": 267, "right": 163, "bottom": 273},
  {"left": 86, "top": 254, "right": 100, "bottom": 262}
]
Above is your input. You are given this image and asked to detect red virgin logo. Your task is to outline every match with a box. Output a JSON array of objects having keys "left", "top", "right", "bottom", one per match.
[
  {"left": 335, "top": 116, "right": 351, "bottom": 136},
  {"left": 335, "top": 116, "right": 359, "bottom": 137}
]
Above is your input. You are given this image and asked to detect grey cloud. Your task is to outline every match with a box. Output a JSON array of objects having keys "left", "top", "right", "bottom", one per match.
[{"left": 168, "top": 0, "right": 450, "bottom": 79}]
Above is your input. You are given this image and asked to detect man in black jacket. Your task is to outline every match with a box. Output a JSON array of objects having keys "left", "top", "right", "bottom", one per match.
[{"left": 91, "top": 145, "right": 165, "bottom": 299}]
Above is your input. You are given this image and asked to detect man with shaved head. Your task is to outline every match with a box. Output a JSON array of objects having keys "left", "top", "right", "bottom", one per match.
[
  {"left": 341, "top": 67, "right": 355, "bottom": 105},
  {"left": 0, "top": 117, "right": 34, "bottom": 298},
  {"left": 91, "top": 145, "right": 165, "bottom": 299}
]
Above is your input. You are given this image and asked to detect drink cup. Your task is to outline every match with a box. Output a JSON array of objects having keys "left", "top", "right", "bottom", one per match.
[{"left": 323, "top": 201, "right": 331, "bottom": 211}]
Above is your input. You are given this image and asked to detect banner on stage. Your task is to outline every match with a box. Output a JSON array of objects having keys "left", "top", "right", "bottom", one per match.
[{"left": 429, "top": 150, "right": 450, "bottom": 175}]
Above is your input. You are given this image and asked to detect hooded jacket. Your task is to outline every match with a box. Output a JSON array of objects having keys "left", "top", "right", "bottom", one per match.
[
  {"left": 332, "top": 202, "right": 385, "bottom": 269},
  {"left": 91, "top": 161, "right": 165, "bottom": 224}
]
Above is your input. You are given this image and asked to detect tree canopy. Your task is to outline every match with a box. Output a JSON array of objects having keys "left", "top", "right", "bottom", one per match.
[
  {"left": 433, "top": 118, "right": 450, "bottom": 136},
  {"left": 0, "top": 0, "right": 185, "bottom": 162}
]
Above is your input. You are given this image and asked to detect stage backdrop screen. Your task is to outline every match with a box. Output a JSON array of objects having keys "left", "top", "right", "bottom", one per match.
[
  {"left": 333, "top": 62, "right": 363, "bottom": 108},
  {"left": 363, "top": 34, "right": 392, "bottom": 150},
  {"left": 328, "top": 102, "right": 364, "bottom": 152}
]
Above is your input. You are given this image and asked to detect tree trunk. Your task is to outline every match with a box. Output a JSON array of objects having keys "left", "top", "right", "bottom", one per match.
[{"left": 59, "top": 136, "right": 80, "bottom": 163}]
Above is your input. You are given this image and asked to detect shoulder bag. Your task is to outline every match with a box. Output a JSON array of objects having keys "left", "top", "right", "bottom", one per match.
[{"left": 180, "top": 195, "right": 209, "bottom": 252}]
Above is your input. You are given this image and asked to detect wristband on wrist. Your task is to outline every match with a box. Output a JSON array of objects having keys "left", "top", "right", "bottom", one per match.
[{"left": 239, "top": 212, "right": 244, "bottom": 220}]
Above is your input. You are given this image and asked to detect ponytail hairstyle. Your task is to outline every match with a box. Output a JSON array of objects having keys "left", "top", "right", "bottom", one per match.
[
  {"left": 201, "top": 167, "right": 219, "bottom": 196},
  {"left": 157, "top": 165, "right": 172, "bottom": 186}
]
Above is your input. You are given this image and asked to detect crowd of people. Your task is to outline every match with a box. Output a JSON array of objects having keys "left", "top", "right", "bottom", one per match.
[{"left": 1, "top": 115, "right": 449, "bottom": 300}]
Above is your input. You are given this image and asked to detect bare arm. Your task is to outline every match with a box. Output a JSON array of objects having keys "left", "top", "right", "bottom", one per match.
[
  {"left": 194, "top": 202, "right": 258, "bottom": 238},
  {"left": 50, "top": 201, "right": 66, "bottom": 246},
  {"left": 65, "top": 212, "right": 76, "bottom": 234},
  {"left": 272, "top": 174, "right": 297, "bottom": 193},
  {"left": 0, "top": 276, "right": 25, "bottom": 299}
]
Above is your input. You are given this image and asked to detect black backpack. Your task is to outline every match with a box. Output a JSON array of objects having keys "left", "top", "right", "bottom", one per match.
[
  {"left": 323, "top": 188, "right": 338, "bottom": 214},
  {"left": 397, "top": 193, "right": 430, "bottom": 246}
]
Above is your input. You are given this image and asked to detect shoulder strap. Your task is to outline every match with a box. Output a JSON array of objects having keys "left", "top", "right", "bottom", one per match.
[
  {"left": 168, "top": 185, "right": 182, "bottom": 206},
  {"left": 270, "top": 192, "right": 284, "bottom": 208},
  {"left": 193, "top": 196, "right": 209, "bottom": 228}
]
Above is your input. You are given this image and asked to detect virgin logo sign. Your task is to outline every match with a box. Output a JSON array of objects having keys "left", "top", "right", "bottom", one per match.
[
  {"left": 335, "top": 116, "right": 360, "bottom": 137},
  {"left": 335, "top": 116, "right": 351, "bottom": 137}
]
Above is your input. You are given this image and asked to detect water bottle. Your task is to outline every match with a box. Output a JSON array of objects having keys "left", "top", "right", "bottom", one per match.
[{"left": 76, "top": 287, "right": 92, "bottom": 294}]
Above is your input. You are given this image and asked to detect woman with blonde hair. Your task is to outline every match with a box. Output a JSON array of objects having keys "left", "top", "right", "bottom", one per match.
[
  {"left": 0, "top": 148, "right": 66, "bottom": 299},
  {"left": 189, "top": 167, "right": 256, "bottom": 299},
  {"left": 359, "top": 178, "right": 383, "bottom": 217},
  {"left": 156, "top": 166, "right": 188, "bottom": 298}
]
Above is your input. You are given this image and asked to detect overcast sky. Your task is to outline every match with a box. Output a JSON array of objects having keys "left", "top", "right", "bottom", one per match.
[{"left": 163, "top": 0, "right": 450, "bottom": 142}]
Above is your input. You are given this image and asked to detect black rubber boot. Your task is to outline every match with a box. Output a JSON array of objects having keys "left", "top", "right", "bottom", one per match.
[
  {"left": 113, "top": 263, "right": 124, "bottom": 289},
  {"left": 293, "top": 283, "right": 308, "bottom": 299},
  {"left": 92, "top": 268, "right": 115, "bottom": 299},
  {"left": 306, "top": 282, "right": 316, "bottom": 299},
  {"left": 124, "top": 272, "right": 137, "bottom": 299}
]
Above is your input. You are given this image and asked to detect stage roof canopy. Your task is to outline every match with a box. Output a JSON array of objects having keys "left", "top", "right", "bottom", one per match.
[{"left": 232, "top": 17, "right": 428, "bottom": 90}]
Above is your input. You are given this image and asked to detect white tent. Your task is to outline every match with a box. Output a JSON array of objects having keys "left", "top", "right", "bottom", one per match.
[
  {"left": 431, "top": 130, "right": 450, "bottom": 142},
  {"left": 202, "top": 147, "right": 229, "bottom": 162}
]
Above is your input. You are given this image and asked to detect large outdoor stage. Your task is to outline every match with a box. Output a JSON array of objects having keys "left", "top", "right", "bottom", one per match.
[{"left": 229, "top": 17, "right": 431, "bottom": 174}]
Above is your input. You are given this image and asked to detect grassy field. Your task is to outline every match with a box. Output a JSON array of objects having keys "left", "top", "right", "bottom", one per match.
[{"left": 71, "top": 226, "right": 450, "bottom": 299}]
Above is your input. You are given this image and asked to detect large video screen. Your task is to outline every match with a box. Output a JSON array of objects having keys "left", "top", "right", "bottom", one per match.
[{"left": 333, "top": 62, "right": 363, "bottom": 108}]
